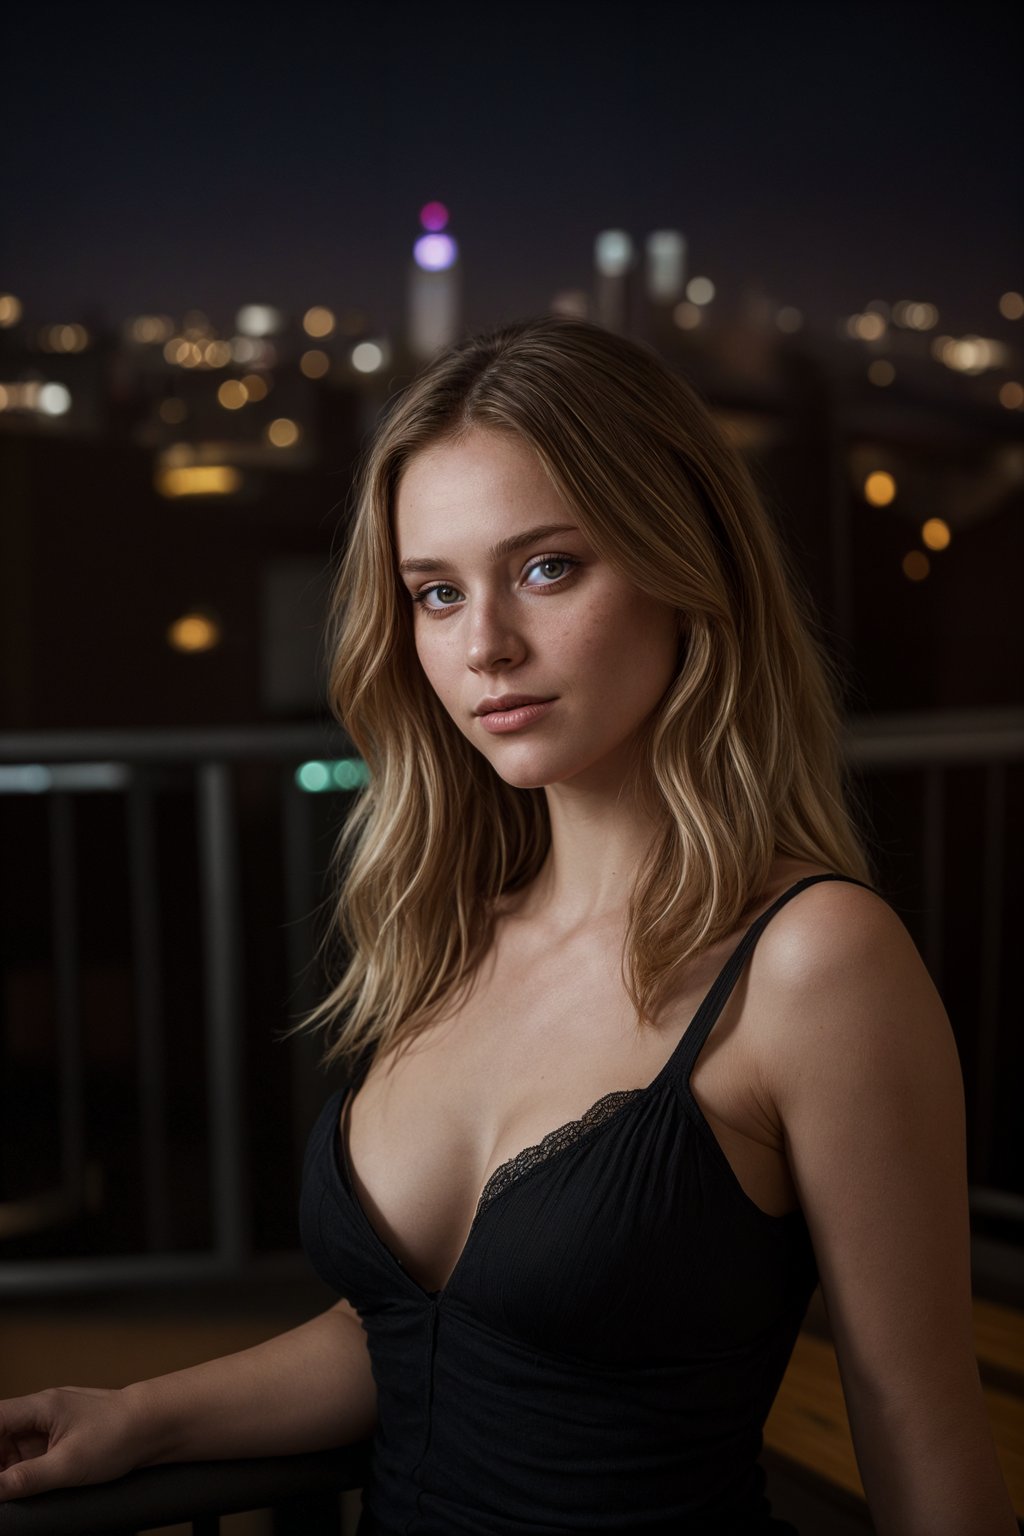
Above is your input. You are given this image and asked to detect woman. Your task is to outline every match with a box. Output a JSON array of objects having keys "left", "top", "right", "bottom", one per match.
[{"left": 0, "top": 317, "right": 1014, "bottom": 1534}]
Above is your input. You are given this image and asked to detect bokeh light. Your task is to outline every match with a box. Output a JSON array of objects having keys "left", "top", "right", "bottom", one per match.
[
  {"left": 217, "top": 379, "right": 248, "bottom": 410},
  {"left": 240, "top": 373, "right": 269, "bottom": 401},
  {"left": 419, "top": 201, "right": 449, "bottom": 232},
  {"left": 167, "top": 612, "right": 222, "bottom": 653},
  {"left": 351, "top": 341, "right": 384, "bottom": 373},
  {"left": 921, "top": 518, "right": 951, "bottom": 551},
  {"left": 236, "top": 304, "right": 283, "bottom": 337},
  {"left": 38, "top": 383, "right": 72, "bottom": 416},
  {"left": 685, "top": 277, "right": 715, "bottom": 306},
  {"left": 303, "top": 306, "right": 335, "bottom": 338},
  {"left": 673, "top": 301, "right": 702, "bottom": 330},
  {"left": 266, "top": 417, "right": 300, "bottom": 447},
  {"left": 902, "top": 551, "right": 930, "bottom": 582},
  {"left": 864, "top": 471, "right": 897, "bottom": 506},
  {"left": 300, "top": 349, "right": 330, "bottom": 379},
  {"left": 594, "top": 230, "right": 634, "bottom": 277},
  {"left": 413, "top": 233, "right": 458, "bottom": 271},
  {"left": 156, "top": 465, "right": 242, "bottom": 498}
]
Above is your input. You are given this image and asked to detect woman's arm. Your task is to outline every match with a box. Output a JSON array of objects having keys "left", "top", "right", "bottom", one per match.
[
  {"left": 0, "top": 1298, "right": 375, "bottom": 1500},
  {"left": 758, "top": 882, "right": 1016, "bottom": 1536}
]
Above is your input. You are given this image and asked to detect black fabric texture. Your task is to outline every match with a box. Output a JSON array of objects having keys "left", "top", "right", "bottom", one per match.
[{"left": 300, "top": 873, "right": 874, "bottom": 1534}]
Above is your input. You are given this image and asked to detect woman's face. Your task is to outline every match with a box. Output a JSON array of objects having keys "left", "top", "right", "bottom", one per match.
[{"left": 393, "top": 428, "right": 681, "bottom": 793}]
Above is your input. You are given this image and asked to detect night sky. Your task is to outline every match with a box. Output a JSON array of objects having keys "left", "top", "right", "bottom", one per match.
[{"left": 4, "top": 0, "right": 1022, "bottom": 340}]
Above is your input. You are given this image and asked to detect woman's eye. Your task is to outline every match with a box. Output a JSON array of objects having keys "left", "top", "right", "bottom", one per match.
[
  {"left": 417, "top": 580, "right": 460, "bottom": 605},
  {"left": 523, "top": 556, "right": 574, "bottom": 586}
]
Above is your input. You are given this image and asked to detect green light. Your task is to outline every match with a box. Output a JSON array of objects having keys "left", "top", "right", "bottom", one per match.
[
  {"left": 332, "top": 758, "right": 370, "bottom": 790},
  {"left": 296, "top": 760, "right": 331, "bottom": 792},
  {"left": 295, "top": 758, "right": 369, "bottom": 793}
]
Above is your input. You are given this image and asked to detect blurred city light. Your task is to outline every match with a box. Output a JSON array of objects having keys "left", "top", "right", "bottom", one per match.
[
  {"left": 902, "top": 551, "right": 930, "bottom": 581},
  {"left": 236, "top": 304, "right": 283, "bottom": 337},
  {"left": 0, "top": 294, "right": 23, "bottom": 327},
  {"left": 159, "top": 398, "right": 188, "bottom": 424},
  {"left": 266, "top": 417, "right": 300, "bottom": 447},
  {"left": 231, "top": 336, "right": 260, "bottom": 364},
  {"left": 868, "top": 360, "right": 896, "bottom": 386},
  {"left": 419, "top": 201, "right": 449, "bottom": 232},
  {"left": 685, "top": 276, "right": 715, "bottom": 306},
  {"left": 155, "top": 465, "right": 242, "bottom": 498},
  {"left": 921, "top": 518, "right": 951, "bottom": 551},
  {"left": 776, "top": 307, "right": 803, "bottom": 333},
  {"left": 847, "top": 312, "right": 887, "bottom": 341},
  {"left": 644, "top": 231, "right": 686, "bottom": 303},
  {"left": 673, "top": 301, "right": 702, "bottom": 330},
  {"left": 864, "top": 471, "right": 897, "bottom": 506},
  {"left": 296, "top": 760, "right": 331, "bottom": 792},
  {"left": 999, "top": 291, "right": 1024, "bottom": 321},
  {"left": 129, "top": 315, "right": 174, "bottom": 344},
  {"left": 38, "top": 383, "right": 72, "bottom": 416},
  {"left": 351, "top": 341, "right": 384, "bottom": 372},
  {"left": 550, "top": 290, "right": 589, "bottom": 318},
  {"left": 594, "top": 230, "right": 633, "bottom": 277},
  {"left": 300, "top": 348, "right": 330, "bottom": 379},
  {"left": 240, "top": 372, "right": 269, "bottom": 400},
  {"left": 413, "top": 233, "right": 458, "bottom": 271},
  {"left": 935, "top": 335, "right": 1009, "bottom": 374},
  {"left": 998, "top": 381, "right": 1024, "bottom": 409},
  {"left": 892, "top": 301, "right": 938, "bottom": 330},
  {"left": 167, "top": 612, "right": 222, "bottom": 653},
  {"left": 217, "top": 379, "right": 248, "bottom": 410},
  {"left": 295, "top": 758, "right": 370, "bottom": 792},
  {"left": 303, "top": 306, "right": 335, "bottom": 338}
]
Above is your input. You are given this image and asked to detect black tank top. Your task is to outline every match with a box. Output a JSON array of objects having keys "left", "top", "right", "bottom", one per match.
[{"left": 300, "top": 873, "right": 874, "bottom": 1535}]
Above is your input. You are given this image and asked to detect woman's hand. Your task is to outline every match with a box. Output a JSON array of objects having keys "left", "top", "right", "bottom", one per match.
[{"left": 0, "top": 1384, "right": 144, "bottom": 1501}]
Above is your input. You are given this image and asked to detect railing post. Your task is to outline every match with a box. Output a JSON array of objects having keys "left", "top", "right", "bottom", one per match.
[
  {"left": 127, "top": 769, "right": 171, "bottom": 1251},
  {"left": 49, "top": 791, "right": 86, "bottom": 1211},
  {"left": 196, "top": 761, "right": 249, "bottom": 1269}
]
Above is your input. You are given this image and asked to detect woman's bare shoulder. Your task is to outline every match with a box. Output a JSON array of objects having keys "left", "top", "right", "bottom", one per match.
[{"left": 749, "top": 868, "right": 954, "bottom": 1105}]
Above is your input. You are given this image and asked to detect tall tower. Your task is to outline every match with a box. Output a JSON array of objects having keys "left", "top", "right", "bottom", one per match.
[
  {"left": 642, "top": 230, "right": 687, "bottom": 345},
  {"left": 407, "top": 201, "right": 461, "bottom": 360},
  {"left": 593, "top": 230, "right": 635, "bottom": 333}
]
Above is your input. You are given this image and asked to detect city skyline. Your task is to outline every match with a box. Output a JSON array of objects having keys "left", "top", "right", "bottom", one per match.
[{"left": 4, "top": 1, "right": 1022, "bottom": 341}]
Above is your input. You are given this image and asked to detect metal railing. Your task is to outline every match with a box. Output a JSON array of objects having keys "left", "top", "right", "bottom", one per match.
[
  {"left": 0, "top": 709, "right": 1021, "bottom": 1294},
  {"left": 0, "top": 1441, "right": 370, "bottom": 1535}
]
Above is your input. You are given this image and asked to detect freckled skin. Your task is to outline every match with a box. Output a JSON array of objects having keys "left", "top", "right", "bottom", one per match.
[{"left": 395, "top": 429, "right": 681, "bottom": 794}]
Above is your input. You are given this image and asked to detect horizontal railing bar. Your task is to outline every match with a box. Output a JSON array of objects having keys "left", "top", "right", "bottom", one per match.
[
  {"left": 0, "top": 1443, "right": 371, "bottom": 1536},
  {"left": 0, "top": 1249, "right": 313, "bottom": 1296},
  {"left": 0, "top": 763, "right": 131, "bottom": 793},
  {"left": 0, "top": 725, "right": 353, "bottom": 764}
]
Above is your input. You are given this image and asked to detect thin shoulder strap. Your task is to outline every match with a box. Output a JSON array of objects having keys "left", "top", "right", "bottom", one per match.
[{"left": 672, "top": 873, "right": 876, "bottom": 1086}]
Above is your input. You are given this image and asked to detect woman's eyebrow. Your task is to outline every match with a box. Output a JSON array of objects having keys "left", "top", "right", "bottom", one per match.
[{"left": 397, "top": 523, "right": 580, "bottom": 575}]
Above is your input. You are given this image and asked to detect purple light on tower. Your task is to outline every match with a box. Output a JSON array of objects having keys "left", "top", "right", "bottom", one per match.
[
  {"left": 420, "top": 201, "right": 449, "bottom": 232},
  {"left": 414, "top": 233, "right": 458, "bottom": 271}
]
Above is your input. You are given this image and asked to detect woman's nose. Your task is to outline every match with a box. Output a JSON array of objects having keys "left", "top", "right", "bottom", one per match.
[{"left": 464, "top": 594, "right": 526, "bottom": 671}]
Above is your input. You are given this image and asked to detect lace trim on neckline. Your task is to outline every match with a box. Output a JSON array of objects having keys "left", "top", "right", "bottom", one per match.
[{"left": 475, "top": 1087, "right": 644, "bottom": 1216}]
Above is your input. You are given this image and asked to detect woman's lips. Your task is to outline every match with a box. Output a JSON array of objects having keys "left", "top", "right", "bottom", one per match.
[{"left": 477, "top": 699, "right": 556, "bottom": 733}]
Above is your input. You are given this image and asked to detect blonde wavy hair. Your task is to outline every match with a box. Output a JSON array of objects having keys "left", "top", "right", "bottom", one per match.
[{"left": 299, "top": 314, "right": 878, "bottom": 1074}]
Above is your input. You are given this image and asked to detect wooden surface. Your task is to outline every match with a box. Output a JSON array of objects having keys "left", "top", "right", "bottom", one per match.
[{"left": 765, "top": 1297, "right": 1024, "bottom": 1516}]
